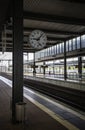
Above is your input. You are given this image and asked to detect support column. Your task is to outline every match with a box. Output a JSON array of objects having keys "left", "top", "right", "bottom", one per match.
[
  {"left": 78, "top": 56, "right": 82, "bottom": 79},
  {"left": 53, "top": 60, "right": 55, "bottom": 76},
  {"left": 78, "top": 36, "right": 82, "bottom": 79},
  {"left": 64, "top": 41, "right": 67, "bottom": 80},
  {"left": 33, "top": 52, "right": 36, "bottom": 76},
  {"left": 43, "top": 61, "right": 46, "bottom": 75},
  {"left": 12, "top": 0, "right": 23, "bottom": 123}
]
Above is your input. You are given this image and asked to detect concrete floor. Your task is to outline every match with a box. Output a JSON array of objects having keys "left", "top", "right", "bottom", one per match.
[{"left": 0, "top": 79, "right": 68, "bottom": 130}]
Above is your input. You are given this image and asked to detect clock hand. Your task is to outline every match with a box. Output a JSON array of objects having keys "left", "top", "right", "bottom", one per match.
[
  {"left": 35, "top": 33, "right": 44, "bottom": 41},
  {"left": 38, "top": 41, "right": 43, "bottom": 47},
  {"left": 32, "top": 34, "right": 44, "bottom": 41},
  {"left": 38, "top": 33, "right": 44, "bottom": 40}
]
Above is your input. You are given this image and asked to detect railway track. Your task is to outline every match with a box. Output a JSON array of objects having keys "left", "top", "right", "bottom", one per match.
[
  {"left": 0, "top": 73, "right": 85, "bottom": 111},
  {"left": 24, "top": 78, "right": 85, "bottom": 111}
]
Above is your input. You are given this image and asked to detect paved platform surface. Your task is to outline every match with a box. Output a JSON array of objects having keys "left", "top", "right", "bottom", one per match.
[{"left": 0, "top": 78, "right": 68, "bottom": 130}]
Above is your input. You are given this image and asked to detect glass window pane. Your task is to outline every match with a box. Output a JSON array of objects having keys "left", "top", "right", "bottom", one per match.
[
  {"left": 51, "top": 46, "right": 54, "bottom": 55},
  {"left": 48, "top": 48, "right": 50, "bottom": 56},
  {"left": 54, "top": 46, "right": 56, "bottom": 55},
  {"left": 73, "top": 38, "right": 76, "bottom": 50},
  {"left": 60, "top": 43, "right": 61, "bottom": 53},
  {"left": 81, "top": 35, "right": 85, "bottom": 48},
  {"left": 57, "top": 44, "right": 60, "bottom": 54},
  {"left": 44, "top": 49, "right": 48, "bottom": 57},
  {"left": 69, "top": 40, "right": 72, "bottom": 51},
  {"left": 66, "top": 41, "right": 68, "bottom": 52},
  {"left": 61, "top": 42, "right": 64, "bottom": 53},
  {"left": 77, "top": 37, "right": 80, "bottom": 49},
  {"left": 41, "top": 51, "right": 44, "bottom": 58},
  {"left": 49, "top": 47, "right": 51, "bottom": 55}
]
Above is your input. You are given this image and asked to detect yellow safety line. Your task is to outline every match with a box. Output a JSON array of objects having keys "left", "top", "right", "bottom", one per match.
[{"left": 24, "top": 94, "right": 79, "bottom": 130}]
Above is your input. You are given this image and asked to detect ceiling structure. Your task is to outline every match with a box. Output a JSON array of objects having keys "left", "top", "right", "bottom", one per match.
[{"left": 0, "top": 0, "right": 85, "bottom": 52}]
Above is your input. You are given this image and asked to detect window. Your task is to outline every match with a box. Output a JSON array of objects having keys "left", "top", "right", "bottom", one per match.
[
  {"left": 81, "top": 35, "right": 85, "bottom": 48},
  {"left": 77, "top": 37, "right": 80, "bottom": 49},
  {"left": 40, "top": 51, "right": 44, "bottom": 58},
  {"left": 57, "top": 44, "right": 60, "bottom": 54},
  {"left": 69, "top": 40, "right": 72, "bottom": 51},
  {"left": 73, "top": 38, "right": 76, "bottom": 50},
  {"left": 49, "top": 47, "right": 52, "bottom": 56},
  {"left": 51, "top": 46, "right": 55, "bottom": 55},
  {"left": 48, "top": 48, "right": 50, "bottom": 56},
  {"left": 44, "top": 49, "right": 48, "bottom": 57},
  {"left": 54, "top": 45, "right": 57, "bottom": 55},
  {"left": 60, "top": 43, "right": 61, "bottom": 53},
  {"left": 66, "top": 41, "right": 69, "bottom": 52},
  {"left": 61, "top": 42, "right": 64, "bottom": 53}
]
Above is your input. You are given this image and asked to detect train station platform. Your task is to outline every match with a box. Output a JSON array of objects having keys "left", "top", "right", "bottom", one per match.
[
  {"left": 24, "top": 74, "right": 85, "bottom": 91},
  {"left": 0, "top": 76, "right": 85, "bottom": 130}
]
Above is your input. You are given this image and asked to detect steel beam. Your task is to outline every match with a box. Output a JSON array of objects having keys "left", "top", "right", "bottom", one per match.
[
  {"left": 7, "top": 26, "right": 79, "bottom": 36},
  {"left": 24, "top": 11, "right": 85, "bottom": 26},
  {"left": 60, "top": 0, "right": 85, "bottom": 4}
]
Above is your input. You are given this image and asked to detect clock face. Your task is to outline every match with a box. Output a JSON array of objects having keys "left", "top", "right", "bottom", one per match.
[{"left": 29, "top": 30, "right": 47, "bottom": 49}]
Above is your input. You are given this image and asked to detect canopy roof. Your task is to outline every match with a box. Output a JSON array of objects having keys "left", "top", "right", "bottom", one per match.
[{"left": 0, "top": 0, "right": 85, "bottom": 52}]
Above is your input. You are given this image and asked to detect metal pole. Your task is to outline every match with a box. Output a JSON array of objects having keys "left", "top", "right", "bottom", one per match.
[
  {"left": 12, "top": 0, "right": 23, "bottom": 123},
  {"left": 64, "top": 41, "right": 67, "bottom": 80}
]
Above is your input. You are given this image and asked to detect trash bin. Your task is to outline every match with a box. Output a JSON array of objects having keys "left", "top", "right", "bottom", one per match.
[{"left": 16, "top": 102, "right": 26, "bottom": 123}]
